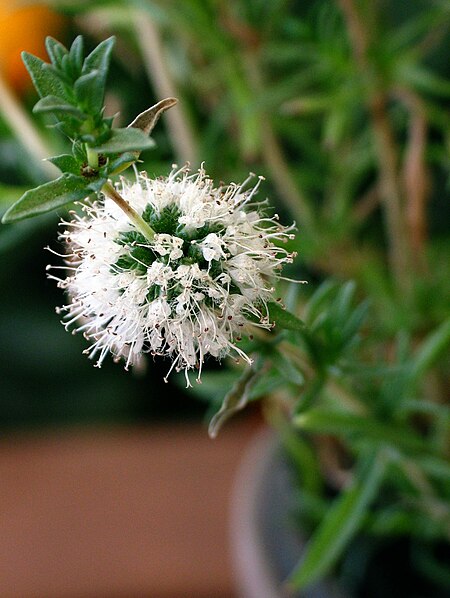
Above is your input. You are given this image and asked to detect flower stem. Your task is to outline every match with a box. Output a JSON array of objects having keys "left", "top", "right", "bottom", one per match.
[
  {"left": 86, "top": 145, "right": 99, "bottom": 169},
  {"left": 102, "top": 181, "right": 156, "bottom": 241}
]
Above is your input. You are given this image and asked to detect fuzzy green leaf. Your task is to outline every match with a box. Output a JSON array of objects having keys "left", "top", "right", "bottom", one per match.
[
  {"left": 82, "top": 36, "right": 115, "bottom": 75},
  {"left": 92, "top": 128, "right": 155, "bottom": 155},
  {"left": 1, "top": 174, "right": 89, "bottom": 223},
  {"left": 69, "top": 36, "right": 114, "bottom": 117},
  {"left": 74, "top": 70, "right": 104, "bottom": 115},
  {"left": 288, "top": 451, "right": 386, "bottom": 589},
  {"left": 47, "top": 154, "right": 81, "bottom": 175},
  {"left": 45, "top": 37, "right": 68, "bottom": 68},
  {"left": 33, "top": 95, "right": 86, "bottom": 119},
  {"left": 22, "top": 52, "right": 67, "bottom": 99},
  {"left": 69, "top": 36, "right": 84, "bottom": 73},
  {"left": 268, "top": 301, "right": 305, "bottom": 331}
]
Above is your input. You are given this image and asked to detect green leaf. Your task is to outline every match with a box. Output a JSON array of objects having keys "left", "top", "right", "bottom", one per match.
[
  {"left": 33, "top": 95, "right": 86, "bottom": 119},
  {"left": 288, "top": 451, "right": 386, "bottom": 590},
  {"left": 69, "top": 36, "right": 84, "bottom": 73},
  {"left": 78, "top": 37, "right": 114, "bottom": 114},
  {"left": 74, "top": 70, "right": 104, "bottom": 115},
  {"left": 92, "top": 128, "right": 155, "bottom": 155},
  {"left": 411, "top": 317, "right": 450, "bottom": 381},
  {"left": 45, "top": 37, "right": 68, "bottom": 67},
  {"left": 1, "top": 174, "right": 89, "bottom": 223},
  {"left": 22, "top": 52, "right": 67, "bottom": 99},
  {"left": 82, "top": 36, "right": 115, "bottom": 76},
  {"left": 294, "top": 408, "right": 431, "bottom": 455},
  {"left": 47, "top": 154, "right": 81, "bottom": 175},
  {"left": 340, "top": 299, "right": 369, "bottom": 340},
  {"left": 268, "top": 301, "right": 305, "bottom": 331}
]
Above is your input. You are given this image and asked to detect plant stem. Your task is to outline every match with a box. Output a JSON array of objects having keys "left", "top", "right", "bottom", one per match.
[
  {"left": 86, "top": 146, "right": 99, "bottom": 169},
  {"left": 102, "top": 181, "right": 156, "bottom": 241}
]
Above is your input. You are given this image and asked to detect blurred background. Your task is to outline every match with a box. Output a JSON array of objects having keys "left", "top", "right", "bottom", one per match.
[{"left": 0, "top": 0, "right": 448, "bottom": 597}]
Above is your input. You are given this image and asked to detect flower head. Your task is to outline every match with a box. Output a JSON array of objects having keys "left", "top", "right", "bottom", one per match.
[{"left": 49, "top": 165, "right": 297, "bottom": 384}]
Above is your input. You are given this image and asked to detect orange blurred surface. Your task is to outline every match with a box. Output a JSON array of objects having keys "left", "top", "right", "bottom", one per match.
[
  {"left": 0, "top": 2, "right": 65, "bottom": 92},
  {"left": 0, "top": 418, "right": 262, "bottom": 598}
]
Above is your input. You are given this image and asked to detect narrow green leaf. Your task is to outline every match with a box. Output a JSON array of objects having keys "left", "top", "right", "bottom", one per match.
[
  {"left": 74, "top": 70, "right": 104, "bottom": 114},
  {"left": 45, "top": 37, "right": 68, "bottom": 67},
  {"left": 78, "top": 38, "right": 114, "bottom": 116},
  {"left": 69, "top": 35, "right": 84, "bottom": 73},
  {"left": 61, "top": 53, "right": 75, "bottom": 79},
  {"left": 47, "top": 154, "right": 81, "bottom": 175},
  {"left": 306, "top": 281, "right": 337, "bottom": 322},
  {"left": 22, "top": 52, "right": 67, "bottom": 99},
  {"left": 339, "top": 299, "right": 370, "bottom": 347},
  {"left": 334, "top": 281, "right": 356, "bottom": 321},
  {"left": 280, "top": 426, "right": 323, "bottom": 495},
  {"left": 82, "top": 36, "right": 115, "bottom": 75},
  {"left": 412, "top": 317, "right": 450, "bottom": 381},
  {"left": 268, "top": 301, "right": 305, "bottom": 331},
  {"left": 1, "top": 174, "right": 89, "bottom": 223},
  {"left": 288, "top": 451, "right": 386, "bottom": 589},
  {"left": 294, "top": 408, "right": 430, "bottom": 455},
  {"left": 92, "top": 128, "right": 155, "bottom": 155},
  {"left": 33, "top": 95, "right": 85, "bottom": 119}
]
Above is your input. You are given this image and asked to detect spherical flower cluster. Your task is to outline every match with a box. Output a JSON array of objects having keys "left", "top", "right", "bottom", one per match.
[{"left": 48, "top": 165, "right": 297, "bottom": 384}]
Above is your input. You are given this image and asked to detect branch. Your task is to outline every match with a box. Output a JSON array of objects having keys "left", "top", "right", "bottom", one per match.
[{"left": 396, "top": 88, "right": 430, "bottom": 262}]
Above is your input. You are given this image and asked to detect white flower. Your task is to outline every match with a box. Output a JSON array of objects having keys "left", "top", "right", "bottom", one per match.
[{"left": 48, "top": 165, "right": 298, "bottom": 385}]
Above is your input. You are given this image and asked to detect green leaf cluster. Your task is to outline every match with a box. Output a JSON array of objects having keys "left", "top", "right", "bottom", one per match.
[
  {"left": 200, "top": 281, "right": 450, "bottom": 592},
  {"left": 2, "top": 36, "right": 156, "bottom": 224}
]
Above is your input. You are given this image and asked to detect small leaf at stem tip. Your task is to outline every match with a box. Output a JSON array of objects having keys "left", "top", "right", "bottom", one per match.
[{"left": 127, "top": 98, "right": 178, "bottom": 136}]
